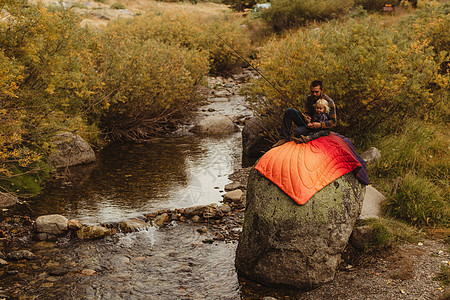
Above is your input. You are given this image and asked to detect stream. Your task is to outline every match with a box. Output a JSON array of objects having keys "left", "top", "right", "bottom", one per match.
[{"left": 0, "top": 72, "right": 303, "bottom": 299}]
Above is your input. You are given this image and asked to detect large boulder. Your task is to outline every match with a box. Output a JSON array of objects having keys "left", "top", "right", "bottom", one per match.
[
  {"left": 242, "top": 116, "right": 272, "bottom": 157},
  {"left": 235, "top": 168, "right": 365, "bottom": 290},
  {"left": 190, "top": 115, "right": 239, "bottom": 135},
  {"left": 48, "top": 132, "right": 96, "bottom": 168}
]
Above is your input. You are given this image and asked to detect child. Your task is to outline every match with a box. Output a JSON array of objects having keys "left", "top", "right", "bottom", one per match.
[{"left": 293, "top": 99, "right": 331, "bottom": 143}]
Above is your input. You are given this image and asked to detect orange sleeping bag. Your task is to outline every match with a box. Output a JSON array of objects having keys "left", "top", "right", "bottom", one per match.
[{"left": 254, "top": 134, "right": 363, "bottom": 205}]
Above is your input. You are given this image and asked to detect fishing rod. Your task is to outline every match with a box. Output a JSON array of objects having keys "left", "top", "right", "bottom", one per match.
[{"left": 208, "top": 28, "right": 309, "bottom": 126}]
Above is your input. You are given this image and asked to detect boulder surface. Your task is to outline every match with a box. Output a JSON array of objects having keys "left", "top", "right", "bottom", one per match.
[
  {"left": 235, "top": 168, "right": 365, "bottom": 290},
  {"left": 48, "top": 132, "right": 96, "bottom": 168}
]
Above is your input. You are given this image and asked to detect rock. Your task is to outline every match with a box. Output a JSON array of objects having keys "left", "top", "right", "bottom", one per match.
[
  {"left": 223, "top": 189, "right": 243, "bottom": 203},
  {"left": 153, "top": 213, "right": 169, "bottom": 227},
  {"left": 7, "top": 250, "right": 36, "bottom": 261},
  {"left": 184, "top": 205, "right": 208, "bottom": 219},
  {"left": 191, "top": 215, "right": 202, "bottom": 223},
  {"left": 0, "top": 192, "right": 19, "bottom": 208},
  {"left": 350, "top": 225, "right": 373, "bottom": 250},
  {"left": 218, "top": 205, "right": 232, "bottom": 214},
  {"left": 35, "top": 215, "right": 68, "bottom": 235},
  {"left": 235, "top": 169, "right": 365, "bottom": 290},
  {"left": 68, "top": 219, "right": 83, "bottom": 231},
  {"left": 224, "top": 181, "right": 244, "bottom": 191},
  {"left": 359, "top": 186, "right": 385, "bottom": 220},
  {"left": 360, "top": 147, "right": 381, "bottom": 166},
  {"left": 35, "top": 232, "right": 57, "bottom": 241},
  {"left": 190, "top": 115, "right": 239, "bottom": 135},
  {"left": 120, "top": 219, "right": 148, "bottom": 232},
  {"left": 76, "top": 225, "right": 111, "bottom": 240},
  {"left": 203, "top": 204, "right": 223, "bottom": 219},
  {"left": 48, "top": 132, "right": 96, "bottom": 169},
  {"left": 80, "top": 269, "right": 97, "bottom": 276},
  {"left": 0, "top": 258, "right": 8, "bottom": 265},
  {"left": 242, "top": 116, "right": 272, "bottom": 157}
]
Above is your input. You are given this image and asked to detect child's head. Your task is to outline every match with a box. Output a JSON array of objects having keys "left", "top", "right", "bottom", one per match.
[{"left": 314, "top": 99, "right": 330, "bottom": 114}]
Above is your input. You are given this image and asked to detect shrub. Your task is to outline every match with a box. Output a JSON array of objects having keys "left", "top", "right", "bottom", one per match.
[
  {"left": 260, "top": 0, "right": 354, "bottom": 31},
  {"left": 382, "top": 172, "right": 449, "bottom": 227},
  {"left": 354, "top": 0, "right": 400, "bottom": 11},
  {"left": 110, "top": 3, "right": 126, "bottom": 9},
  {"left": 246, "top": 13, "right": 448, "bottom": 145}
]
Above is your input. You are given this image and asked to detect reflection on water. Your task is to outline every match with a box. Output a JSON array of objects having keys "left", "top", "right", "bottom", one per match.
[{"left": 29, "top": 132, "right": 242, "bottom": 223}]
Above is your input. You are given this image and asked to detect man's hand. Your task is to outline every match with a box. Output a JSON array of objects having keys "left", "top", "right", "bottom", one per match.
[{"left": 307, "top": 122, "right": 321, "bottom": 129}]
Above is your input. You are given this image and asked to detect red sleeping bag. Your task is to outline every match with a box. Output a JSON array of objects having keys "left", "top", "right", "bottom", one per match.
[{"left": 255, "top": 134, "right": 363, "bottom": 205}]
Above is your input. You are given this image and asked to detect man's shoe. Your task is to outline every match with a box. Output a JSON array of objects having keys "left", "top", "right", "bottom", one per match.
[{"left": 272, "top": 139, "right": 287, "bottom": 148}]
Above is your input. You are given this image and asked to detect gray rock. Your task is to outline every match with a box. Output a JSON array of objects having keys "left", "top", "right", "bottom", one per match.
[
  {"left": 0, "top": 192, "right": 19, "bottom": 208},
  {"left": 235, "top": 169, "right": 365, "bottom": 290},
  {"left": 76, "top": 225, "right": 111, "bottom": 240},
  {"left": 359, "top": 185, "right": 385, "bottom": 220},
  {"left": 218, "top": 204, "right": 232, "bottom": 214},
  {"left": 223, "top": 189, "right": 243, "bottom": 203},
  {"left": 361, "top": 147, "right": 381, "bottom": 166},
  {"left": 35, "top": 214, "right": 68, "bottom": 235},
  {"left": 224, "top": 181, "right": 244, "bottom": 191},
  {"left": 190, "top": 115, "right": 239, "bottom": 135},
  {"left": 120, "top": 219, "right": 148, "bottom": 232},
  {"left": 242, "top": 116, "right": 272, "bottom": 157},
  {"left": 48, "top": 132, "right": 95, "bottom": 168},
  {"left": 153, "top": 213, "right": 169, "bottom": 227},
  {"left": 7, "top": 250, "right": 36, "bottom": 261}
]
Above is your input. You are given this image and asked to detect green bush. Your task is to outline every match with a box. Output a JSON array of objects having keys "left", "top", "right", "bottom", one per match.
[
  {"left": 260, "top": 0, "right": 354, "bottom": 31},
  {"left": 382, "top": 172, "right": 449, "bottom": 227}
]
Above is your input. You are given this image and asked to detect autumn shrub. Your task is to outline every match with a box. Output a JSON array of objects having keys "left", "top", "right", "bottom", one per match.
[
  {"left": 260, "top": 0, "right": 354, "bottom": 31},
  {"left": 246, "top": 12, "right": 448, "bottom": 146},
  {"left": 106, "top": 11, "right": 252, "bottom": 75}
]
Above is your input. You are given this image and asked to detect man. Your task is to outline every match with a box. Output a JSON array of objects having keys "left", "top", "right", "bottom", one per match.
[{"left": 272, "top": 80, "right": 337, "bottom": 147}]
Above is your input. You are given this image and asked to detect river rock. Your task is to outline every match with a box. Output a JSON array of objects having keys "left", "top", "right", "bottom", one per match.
[
  {"left": 203, "top": 204, "right": 223, "bottom": 219},
  {"left": 0, "top": 192, "right": 19, "bottom": 208},
  {"left": 242, "top": 116, "right": 272, "bottom": 157},
  {"left": 153, "top": 213, "right": 169, "bottom": 227},
  {"left": 223, "top": 189, "right": 243, "bottom": 203},
  {"left": 224, "top": 181, "right": 244, "bottom": 191},
  {"left": 184, "top": 205, "right": 208, "bottom": 218},
  {"left": 76, "top": 225, "right": 110, "bottom": 240},
  {"left": 68, "top": 219, "right": 83, "bottom": 230},
  {"left": 360, "top": 147, "right": 381, "bottom": 166},
  {"left": 7, "top": 250, "right": 36, "bottom": 261},
  {"left": 235, "top": 169, "right": 365, "bottom": 290},
  {"left": 35, "top": 214, "right": 68, "bottom": 235},
  {"left": 120, "top": 219, "right": 148, "bottom": 232},
  {"left": 48, "top": 132, "right": 96, "bottom": 169},
  {"left": 190, "top": 115, "right": 239, "bottom": 135}
]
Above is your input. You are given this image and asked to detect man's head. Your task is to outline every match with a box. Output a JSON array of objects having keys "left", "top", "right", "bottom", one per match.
[{"left": 310, "top": 80, "right": 323, "bottom": 100}]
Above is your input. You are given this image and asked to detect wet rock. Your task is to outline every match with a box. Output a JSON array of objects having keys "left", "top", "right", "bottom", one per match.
[
  {"left": 191, "top": 215, "right": 202, "bottom": 223},
  {"left": 197, "top": 227, "right": 208, "bottom": 233},
  {"left": 218, "top": 205, "right": 232, "bottom": 214},
  {"left": 223, "top": 189, "right": 243, "bottom": 203},
  {"left": 35, "top": 214, "right": 68, "bottom": 235},
  {"left": 184, "top": 205, "right": 208, "bottom": 218},
  {"left": 361, "top": 147, "right": 381, "bottom": 166},
  {"left": 7, "top": 250, "right": 36, "bottom": 261},
  {"left": 80, "top": 269, "right": 97, "bottom": 276},
  {"left": 235, "top": 169, "right": 365, "bottom": 290},
  {"left": 153, "top": 213, "right": 170, "bottom": 227},
  {"left": 48, "top": 132, "right": 96, "bottom": 169},
  {"left": 0, "top": 192, "right": 19, "bottom": 208},
  {"left": 35, "top": 232, "right": 58, "bottom": 241},
  {"left": 68, "top": 219, "right": 83, "bottom": 231},
  {"left": 120, "top": 219, "right": 148, "bottom": 232},
  {"left": 203, "top": 204, "right": 223, "bottom": 220},
  {"left": 0, "top": 258, "right": 8, "bottom": 265},
  {"left": 224, "top": 181, "right": 244, "bottom": 191},
  {"left": 76, "top": 225, "right": 111, "bottom": 240},
  {"left": 190, "top": 115, "right": 239, "bottom": 135}
]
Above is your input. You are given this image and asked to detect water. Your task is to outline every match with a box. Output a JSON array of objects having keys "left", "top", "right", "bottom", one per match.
[{"left": 28, "top": 132, "right": 243, "bottom": 224}]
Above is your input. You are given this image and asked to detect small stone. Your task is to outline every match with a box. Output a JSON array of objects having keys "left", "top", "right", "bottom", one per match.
[
  {"left": 0, "top": 258, "right": 8, "bottom": 265},
  {"left": 76, "top": 225, "right": 111, "bottom": 240},
  {"left": 218, "top": 205, "right": 232, "bottom": 214},
  {"left": 223, "top": 189, "right": 243, "bottom": 203},
  {"left": 35, "top": 214, "right": 68, "bottom": 235},
  {"left": 191, "top": 215, "right": 202, "bottom": 223},
  {"left": 80, "top": 269, "right": 97, "bottom": 276},
  {"left": 153, "top": 213, "right": 170, "bottom": 227},
  {"left": 68, "top": 219, "right": 83, "bottom": 230},
  {"left": 41, "top": 282, "right": 54, "bottom": 288},
  {"left": 120, "top": 219, "right": 148, "bottom": 232},
  {"left": 7, "top": 250, "right": 36, "bottom": 261},
  {"left": 197, "top": 227, "right": 208, "bottom": 233},
  {"left": 224, "top": 182, "right": 243, "bottom": 191}
]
